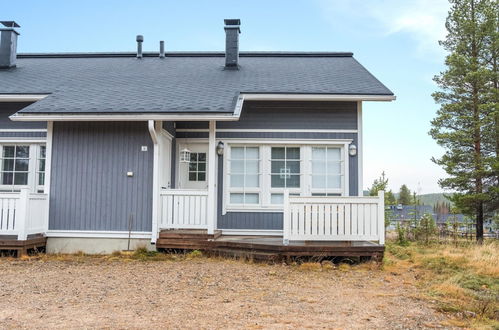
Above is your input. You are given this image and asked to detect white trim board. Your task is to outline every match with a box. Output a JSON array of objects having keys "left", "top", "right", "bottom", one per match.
[
  {"left": 46, "top": 230, "right": 153, "bottom": 239},
  {"left": 177, "top": 128, "right": 358, "bottom": 133},
  {"left": 10, "top": 113, "right": 240, "bottom": 122},
  {"left": 0, "top": 94, "right": 49, "bottom": 102},
  {"left": 0, "top": 129, "right": 47, "bottom": 132},
  {"left": 221, "top": 229, "right": 283, "bottom": 236},
  {"left": 240, "top": 93, "right": 396, "bottom": 102}
]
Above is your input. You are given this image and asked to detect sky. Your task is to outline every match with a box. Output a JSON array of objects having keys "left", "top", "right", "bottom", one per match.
[{"left": 4, "top": 0, "right": 451, "bottom": 194}]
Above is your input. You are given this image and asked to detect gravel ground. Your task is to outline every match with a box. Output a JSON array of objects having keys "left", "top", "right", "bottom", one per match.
[{"left": 0, "top": 256, "right": 451, "bottom": 329}]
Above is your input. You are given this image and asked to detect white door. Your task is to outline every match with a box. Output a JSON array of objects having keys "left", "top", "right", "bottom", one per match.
[{"left": 178, "top": 143, "right": 209, "bottom": 189}]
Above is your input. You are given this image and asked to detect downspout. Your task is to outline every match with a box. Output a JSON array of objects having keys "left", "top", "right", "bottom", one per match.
[{"left": 148, "top": 120, "right": 159, "bottom": 244}]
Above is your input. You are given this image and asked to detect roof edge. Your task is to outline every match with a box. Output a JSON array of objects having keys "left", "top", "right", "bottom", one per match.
[{"left": 17, "top": 51, "right": 354, "bottom": 59}]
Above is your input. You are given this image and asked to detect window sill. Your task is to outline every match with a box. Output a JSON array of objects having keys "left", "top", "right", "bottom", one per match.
[{"left": 225, "top": 206, "right": 284, "bottom": 213}]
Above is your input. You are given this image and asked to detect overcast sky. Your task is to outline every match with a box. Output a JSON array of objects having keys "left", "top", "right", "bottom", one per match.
[{"left": 5, "top": 0, "right": 451, "bottom": 194}]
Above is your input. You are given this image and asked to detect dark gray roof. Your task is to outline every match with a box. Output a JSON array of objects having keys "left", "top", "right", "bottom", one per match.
[{"left": 0, "top": 52, "right": 394, "bottom": 114}]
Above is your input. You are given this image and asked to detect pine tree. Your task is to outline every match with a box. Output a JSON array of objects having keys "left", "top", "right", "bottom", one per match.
[
  {"left": 430, "top": 0, "right": 498, "bottom": 242},
  {"left": 398, "top": 184, "right": 412, "bottom": 205}
]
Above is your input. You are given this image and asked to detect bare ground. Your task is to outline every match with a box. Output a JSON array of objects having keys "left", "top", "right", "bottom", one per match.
[{"left": 0, "top": 256, "right": 452, "bottom": 329}]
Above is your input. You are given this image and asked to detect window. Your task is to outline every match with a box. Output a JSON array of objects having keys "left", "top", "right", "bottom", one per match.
[
  {"left": 226, "top": 144, "right": 347, "bottom": 210},
  {"left": 0, "top": 145, "right": 30, "bottom": 185},
  {"left": 228, "top": 146, "right": 260, "bottom": 205},
  {"left": 311, "top": 147, "right": 342, "bottom": 195},
  {"left": 188, "top": 152, "right": 206, "bottom": 181},
  {"left": 37, "top": 145, "right": 46, "bottom": 186},
  {"left": 270, "top": 147, "right": 300, "bottom": 188}
]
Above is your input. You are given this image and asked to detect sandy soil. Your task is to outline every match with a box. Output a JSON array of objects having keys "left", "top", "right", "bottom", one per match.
[{"left": 0, "top": 257, "right": 451, "bottom": 329}]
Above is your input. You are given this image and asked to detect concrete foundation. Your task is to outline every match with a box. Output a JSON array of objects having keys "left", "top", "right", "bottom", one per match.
[{"left": 46, "top": 237, "right": 156, "bottom": 254}]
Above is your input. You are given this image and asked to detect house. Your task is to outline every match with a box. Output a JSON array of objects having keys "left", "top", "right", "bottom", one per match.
[{"left": 0, "top": 20, "right": 395, "bottom": 258}]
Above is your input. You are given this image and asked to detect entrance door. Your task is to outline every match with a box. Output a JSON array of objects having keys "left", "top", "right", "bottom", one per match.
[{"left": 178, "top": 143, "right": 209, "bottom": 189}]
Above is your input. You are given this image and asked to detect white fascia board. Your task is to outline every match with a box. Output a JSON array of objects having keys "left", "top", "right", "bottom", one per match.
[
  {"left": 240, "top": 93, "right": 396, "bottom": 102},
  {"left": 46, "top": 230, "right": 152, "bottom": 239},
  {"left": 9, "top": 113, "right": 241, "bottom": 122},
  {"left": 0, "top": 94, "right": 49, "bottom": 102}
]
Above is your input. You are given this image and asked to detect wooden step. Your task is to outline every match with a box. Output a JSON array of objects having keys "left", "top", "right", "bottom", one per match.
[
  {"left": 159, "top": 229, "right": 221, "bottom": 240},
  {"left": 209, "top": 248, "right": 281, "bottom": 261}
]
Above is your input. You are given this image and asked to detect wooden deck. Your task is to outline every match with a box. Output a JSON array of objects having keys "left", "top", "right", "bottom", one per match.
[
  {"left": 0, "top": 234, "right": 47, "bottom": 257},
  {"left": 156, "top": 230, "right": 384, "bottom": 261}
]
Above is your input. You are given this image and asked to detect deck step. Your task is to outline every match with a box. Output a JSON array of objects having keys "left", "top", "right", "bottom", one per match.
[
  {"left": 210, "top": 248, "right": 281, "bottom": 261},
  {"left": 159, "top": 229, "right": 221, "bottom": 240}
]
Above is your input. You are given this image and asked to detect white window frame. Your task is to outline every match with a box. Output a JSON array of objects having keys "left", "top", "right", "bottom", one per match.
[
  {"left": 0, "top": 143, "right": 46, "bottom": 192},
  {"left": 224, "top": 139, "right": 351, "bottom": 213},
  {"left": 227, "top": 145, "right": 262, "bottom": 207}
]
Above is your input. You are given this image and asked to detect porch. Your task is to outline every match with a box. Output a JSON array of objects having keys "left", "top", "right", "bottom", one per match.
[
  {"left": 0, "top": 188, "right": 48, "bottom": 256},
  {"left": 156, "top": 188, "right": 385, "bottom": 259}
]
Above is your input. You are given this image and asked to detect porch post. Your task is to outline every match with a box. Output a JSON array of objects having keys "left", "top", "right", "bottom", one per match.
[
  {"left": 207, "top": 120, "right": 217, "bottom": 235},
  {"left": 148, "top": 120, "right": 160, "bottom": 243}
]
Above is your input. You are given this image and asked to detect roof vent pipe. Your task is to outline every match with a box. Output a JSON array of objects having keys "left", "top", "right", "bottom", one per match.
[
  {"left": 224, "top": 19, "right": 240, "bottom": 69},
  {"left": 136, "top": 35, "right": 143, "bottom": 58},
  {"left": 0, "top": 21, "right": 20, "bottom": 69},
  {"left": 159, "top": 40, "right": 165, "bottom": 58}
]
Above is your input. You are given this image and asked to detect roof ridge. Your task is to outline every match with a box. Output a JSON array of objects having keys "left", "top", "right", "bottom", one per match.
[{"left": 17, "top": 51, "right": 354, "bottom": 59}]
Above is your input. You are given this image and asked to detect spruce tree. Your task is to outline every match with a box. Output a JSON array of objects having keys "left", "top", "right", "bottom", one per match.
[
  {"left": 398, "top": 184, "right": 412, "bottom": 205},
  {"left": 430, "top": 0, "right": 498, "bottom": 242}
]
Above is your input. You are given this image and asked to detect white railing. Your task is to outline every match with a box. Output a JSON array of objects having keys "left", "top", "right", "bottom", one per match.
[
  {"left": 283, "top": 191, "right": 385, "bottom": 245},
  {"left": 159, "top": 189, "right": 209, "bottom": 229},
  {"left": 0, "top": 188, "right": 48, "bottom": 240}
]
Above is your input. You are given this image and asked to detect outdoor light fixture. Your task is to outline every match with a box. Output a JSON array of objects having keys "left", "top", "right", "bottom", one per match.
[
  {"left": 180, "top": 148, "right": 192, "bottom": 163},
  {"left": 216, "top": 141, "right": 225, "bottom": 156},
  {"left": 349, "top": 144, "right": 357, "bottom": 156}
]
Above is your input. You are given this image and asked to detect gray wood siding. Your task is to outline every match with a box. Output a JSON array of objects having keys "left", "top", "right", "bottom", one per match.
[
  {"left": 49, "top": 122, "right": 153, "bottom": 232},
  {"left": 0, "top": 102, "right": 47, "bottom": 129}
]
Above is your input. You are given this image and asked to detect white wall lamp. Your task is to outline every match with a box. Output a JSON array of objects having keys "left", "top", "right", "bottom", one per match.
[
  {"left": 349, "top": 144, "right": 357, "bottom": 157},
  {"left": 216, "top": 141, "right": 225, "bottom": 156},
  {"left": 180, "top": 148, "right": 192, "bottom": 163}
]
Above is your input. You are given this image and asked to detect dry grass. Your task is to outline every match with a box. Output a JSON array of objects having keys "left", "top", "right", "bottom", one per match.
[{"left": 385, "top": 240, "right": 499, "bottom": 329}]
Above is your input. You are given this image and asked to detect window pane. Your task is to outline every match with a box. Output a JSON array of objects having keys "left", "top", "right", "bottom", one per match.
[
  {"left": 38, "top": 159, "right": 46, "bottom": 172},
  {"left": 190, "top": 153, "right": 197, "bottom": 162},
  {"left": 312, "top": 147, "right": 326, "bottom": 160},
  {"left": 3, "top": 159, "right": 13, "bottom": 171},
  {"left": 15, "top": 159, "right": 29, "bottom": 171},
  {"left": 189, "top": 172, "right": 197, "bottom": 181},
  {"left": 287, "top": 175, "right": 300, "bottom": 188},
  {"left": 198, "top": 153, "right": 206, "bottom": 162},
  {"left": 246, "top": 147, "right": 259, "bottom": 159},
  {"left": 189, "top": 162, "right": 197, "bottom": 171},
  {"left": 230, "top": 193, "right": 244, "bottom": 204},
  {"left": 40, "top": 146, "right": 46, "bottom": 158},
  {"left": 312, "top": 175, "right": 326, "bottom": 188},
  {"left": 245, "top": 160, "right": 259, "bottom": 174},
  {"left": 245, "top": 174, "right": 259, "bottom": 188},
  {"left": 271, "top": 193, "right": 283, "bottom": 204},
  {"left": 271, "top": 175, "right": 285, "bottom": 188},
  {"left": 271, "top": 147, "right": 285, "bottom": 159},
  {"left": 2, "top": 173, "right": 12, "bottom": 185},
  {"left": 327, "top": 175, "right": 341, "bottom": 189},
  {"left": 244, "top": 193, "right": 259, "bottom": 204},
  {"left": 197, "top": 172, "right": 206, "bottom": 181},
  {"left": 198, "top": 162, "right": 206, "bottom": 172},
  {"left": 271, "top": 161, "right": 285, "bottom": 174},
  {"left": 327, "top": 161, "right": 341, "bottom": 174},
  {"left": 38, "top": 173, "right": 45, "bottom": 186},
  {"left": 286, "top": 147, "right": 300, "bottom": 159},
  {"left": 231, "top": 160, "right": 245, "bottom": 173},
  {"left": 16, "top": 146, "right": 29, "bottom": 158},
  {"left": 3, "top": 146, "right": 14, "bottom": 158},
  {"left": 14, "top": 173, "right": 28, "bottom": 185},
  {"left": 287, "top": 161, "right": 300, "bottom": 174},
  {"left": 230, "top": 174, "right": 244, "bottom": 187},
  {"left": 312, "top": 161, "right": 326, "bottom": 174},
  {"left": 327, "top": 148, "right": 341, "bottom": 161},
  {"left": 231, "top": 147, "right": 244, "bottom": 159}
]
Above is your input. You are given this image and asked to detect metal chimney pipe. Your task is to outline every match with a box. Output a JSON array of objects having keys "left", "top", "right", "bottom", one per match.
[
  {"left": 136, "top": 35, "right": 144, "bottom": 58},
  {"left": 159, "top": 40, "right": 165, "bottom": 58}
]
